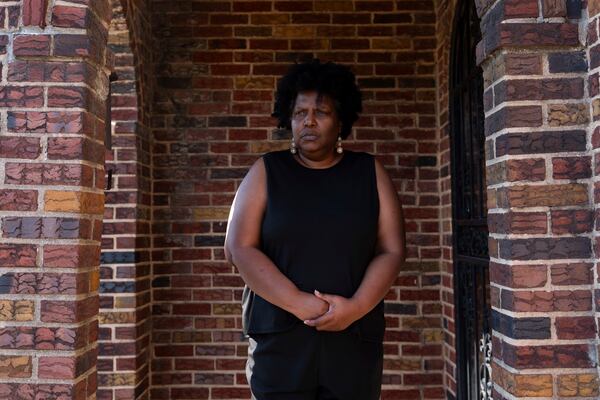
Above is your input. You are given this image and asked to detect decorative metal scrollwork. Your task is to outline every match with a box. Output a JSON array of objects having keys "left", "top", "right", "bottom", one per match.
[{"left": 479, "top": 332, "right": 493, "bottom": 400}]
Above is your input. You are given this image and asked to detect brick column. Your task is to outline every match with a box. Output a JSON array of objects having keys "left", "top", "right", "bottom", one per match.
[
  {"left": 589, "top": 1, "right": 600, "bottom": 398},
  {"left": 0, "top": 1, "right": 111, "bottom": 398},
  {"left": 479, "top": 0, "right": 599, "bottom": 398}
]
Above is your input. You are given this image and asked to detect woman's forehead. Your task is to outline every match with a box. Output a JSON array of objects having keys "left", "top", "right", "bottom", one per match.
[{"left": 294, "top": 91, "right": 334, "bottom": 106}]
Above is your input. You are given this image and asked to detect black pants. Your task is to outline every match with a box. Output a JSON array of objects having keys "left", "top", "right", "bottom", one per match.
[{"left": 247, "top": 323, "right": 383, "bottom": 400}]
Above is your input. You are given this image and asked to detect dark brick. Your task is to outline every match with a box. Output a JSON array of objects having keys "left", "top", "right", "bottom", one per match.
[
  {"left": 2, "top": 217, "right": 87, "bottom": 239},
  {"left": 100, "top": 251, "right": 138, "bottom": 264},
  {"left": 591, "top": 44, "right": 600, "bottom": 69},
  {"left": 384, "top": 303, "right": 417, "bottom": 315},
  {"left": 488, "top": 212, "right": 547, "bottom": 234},
  {"left": 492, "top": 310, "right": 550, "bottom": 339},
  {"left": 54, "top": 34, "right": 98, "bottom": 61},
  {"left": 494, "top": 78, "right": 584, "bottom": 104},
  {"left": 373, "top": 13, "right": 412, "bottom": 24},
  {"left": 495, "top": 130, "right": 586, "bottom": 156},
  {"left": 501, "top": 23, "right": 579, "bottom": 47},
  {"left": 499, "top": 237, "right": 591, "bottom": 260},
  {"left": 194, "top": 236, "right": 225, "bottom": 247},
  {"left": 486, "top": 106, "right": 542, "bottom": 136},
  {"left": 548, "top": 51, "right": 588, "bottom": 73},
  {"left": 207, "top": 116, "right": 247, "bottom": 127},
  {"left": 99, "top": 282, "right": 135, "bottom": 293}
]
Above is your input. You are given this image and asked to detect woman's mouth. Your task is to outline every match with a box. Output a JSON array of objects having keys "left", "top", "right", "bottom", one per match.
[{"left": 301, "top": 133, "right": 318, "bottom": 141}]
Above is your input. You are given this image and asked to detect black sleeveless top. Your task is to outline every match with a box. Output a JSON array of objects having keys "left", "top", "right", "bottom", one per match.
[{"left": 242, "top": 149, "right": 385, "bottom": 342}]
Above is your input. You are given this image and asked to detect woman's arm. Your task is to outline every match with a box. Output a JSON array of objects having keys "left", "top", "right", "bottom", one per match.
[
  {"left": 224, "top": 157, "right": 329, "bottom": 321},
  {"left": 305, "top": 157, "right": 406, "bottom": 330}
]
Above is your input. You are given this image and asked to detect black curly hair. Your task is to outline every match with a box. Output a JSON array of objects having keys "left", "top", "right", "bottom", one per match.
[{"left": 272, "top": 59, "right": 362, "bottom": 140}]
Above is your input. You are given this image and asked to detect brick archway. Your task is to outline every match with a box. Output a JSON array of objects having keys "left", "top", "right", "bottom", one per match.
[{"left": 98, "top": 1, "right": 154, "bottom": 399}]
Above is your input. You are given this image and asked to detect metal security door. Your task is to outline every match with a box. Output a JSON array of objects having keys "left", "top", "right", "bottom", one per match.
[{"left": 449, "top": 1, "right": 492, "bottom": 399}]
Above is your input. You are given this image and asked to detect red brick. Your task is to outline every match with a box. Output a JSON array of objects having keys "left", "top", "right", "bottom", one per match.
[
  {"left": 0, "top": 190, "right": 37, "bottom": 211},
  {"left": 505, "top": 0, "right": 539, "bottom": 17},
  {"left": 552, "top": 156, "right": 592, "bottom": 179},
  {"left": 13, "top": 35, "right": 51, "bottom": 56},
  {"left": 555, "top": 317, "right": 596, "bottom": 339},
  {"left": 502, "top": 290, "right": 592, "bottom": 312},
  {"left": 38, "top": 357, "right": 75, "bottom": 379},
  {"left": 47, "top": 137, "right": 104, "bottom": 164},
  {"left": 0, "top": 137, "right": 41, "bottom": 159},
  {"left": 0, "top": 87, "right": 44, "bottom": 108},
  {"left": 490, "top": 263, "right": 547, "bottom": 288},
  {"left": 5, "top": 163, "right": 93, "bottom": 186},
  {"left": 51, "top": 5, "right": 87, "bottom": 28},
  {"left": 0, "top": 244, "right": 37, "bottom": 268},
  {"left": 550, "top": 263, "right": 593, "bottom": 285},
  {"left": 503, "top": 342, "right": 594, "bottom": 369},
  {"left": 23, "top": 0, "right": 48, "bottom": 27},
  {"left": 505, "top": 54, "right": 543, "bottom": 75},
  {"left": 551, "top": 210, "right": 593, "bottom": 234},
  {"left": 542, "top": 0, "right": 567, "bottom": 17},
  {"left": 211, "top": 387, "right": 252, "bottom": 398}
]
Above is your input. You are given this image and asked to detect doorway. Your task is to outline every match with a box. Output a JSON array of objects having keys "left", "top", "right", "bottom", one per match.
[{"left": 449, "top": 0, "right": 492, "bottom": 399}]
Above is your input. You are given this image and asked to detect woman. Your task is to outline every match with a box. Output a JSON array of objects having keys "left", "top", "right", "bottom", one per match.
[{"left": 224, "top": 60, "right": 405, "bottom": 400}]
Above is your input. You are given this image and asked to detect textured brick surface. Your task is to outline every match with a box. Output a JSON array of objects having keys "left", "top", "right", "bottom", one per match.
[
  {"left": 149, "top": 1, "right": 443, "bottom": 399},
  {"left": 0, "top": 1, "right": 109, "bottom": 398},
  {"left": 23, "top": 0, "right": 48, "bottom": 27}
]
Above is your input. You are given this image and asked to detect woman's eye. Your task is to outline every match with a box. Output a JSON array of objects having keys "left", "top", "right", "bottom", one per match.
[
  {"left": 293, "top": 110, "right": 306, "bottom": 118},
  {"left": 316, "top": 110, "right": 329, "bottom": 116}
]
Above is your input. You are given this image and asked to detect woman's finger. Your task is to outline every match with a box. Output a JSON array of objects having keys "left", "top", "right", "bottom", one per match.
[
  {"left": 314, "top": 290, "right": 335, "bottom": 304},
  {"left": 304, "top": 310, "right": 334, "bottom": 326}
]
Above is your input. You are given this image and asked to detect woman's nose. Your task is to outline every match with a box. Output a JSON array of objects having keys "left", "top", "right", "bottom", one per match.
[{"left": 304, "top": 110, "right": 316, "bottom": 126}]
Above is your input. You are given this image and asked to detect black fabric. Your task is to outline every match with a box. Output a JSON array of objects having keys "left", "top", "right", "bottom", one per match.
[
  {"left": 247, "top": 323, "right": 383, "bottom": 400},
  {"left": 242, "top": 149, "right": 384, "bottom": 342}
]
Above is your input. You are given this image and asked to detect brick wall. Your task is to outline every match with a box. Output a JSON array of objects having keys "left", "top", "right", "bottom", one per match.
[
  {"left": 0, "top": 0, "right": 111, "bottom": 398},
  {"left": 477, "top": 0, "right": 599, "bottom": 398},
  {"left": 434, "top": 0, "right": 458, "bottom": 396},
  {"left": 98, "top": 0, "right": 154, "bottom": 399},
  {"left": 149, "top": 1, "right": 443, "bottom": 399}
]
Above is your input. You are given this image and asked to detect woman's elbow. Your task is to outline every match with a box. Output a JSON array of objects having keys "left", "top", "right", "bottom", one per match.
[{"left": 223, "top": 237, "right": 236, "bottom": 265}]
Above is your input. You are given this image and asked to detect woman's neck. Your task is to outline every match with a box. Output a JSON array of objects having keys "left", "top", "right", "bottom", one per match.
[{"left": 295, "top": 150, "right": 342, "bottom": 169}]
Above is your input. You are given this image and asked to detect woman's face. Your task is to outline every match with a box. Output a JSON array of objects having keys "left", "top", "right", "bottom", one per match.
[{"left": 291, "top": 91, "right": 341, "bottom": 155}]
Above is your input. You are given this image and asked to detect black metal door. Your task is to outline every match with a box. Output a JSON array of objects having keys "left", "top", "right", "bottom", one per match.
[{"left": 449, "top": 1, "right": 492, "bottom": 400}]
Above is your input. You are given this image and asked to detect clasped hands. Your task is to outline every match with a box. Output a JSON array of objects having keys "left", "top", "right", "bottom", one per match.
[{"left": 293, "top": 289, "right": 362, "bottom": 331}]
